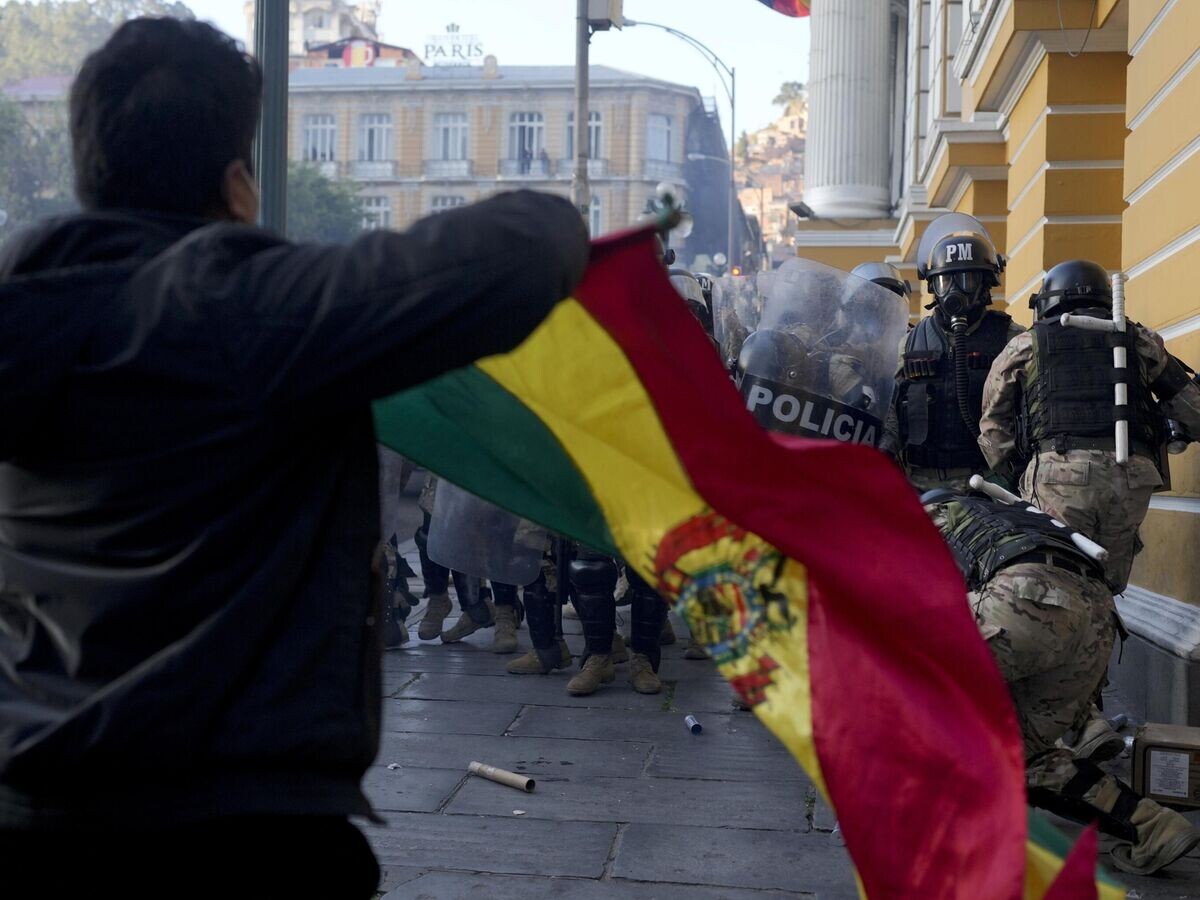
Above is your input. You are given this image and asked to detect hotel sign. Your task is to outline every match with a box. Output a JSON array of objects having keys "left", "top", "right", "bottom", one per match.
[{"left": 424, "top": 23, "right": 484, "bottom": 65}]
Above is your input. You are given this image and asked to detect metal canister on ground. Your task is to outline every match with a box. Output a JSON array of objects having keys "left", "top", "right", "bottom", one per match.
[
  {"left": 468, "top": 760, "right": 536, "bottom": 793},
  {"left": 684, "top": 714, "right": 702, "bottom": 735}
]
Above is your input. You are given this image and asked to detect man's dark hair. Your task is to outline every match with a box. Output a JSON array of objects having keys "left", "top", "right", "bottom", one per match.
[{"left": 70, "top": 18, "right": 263, "bottom": 218}]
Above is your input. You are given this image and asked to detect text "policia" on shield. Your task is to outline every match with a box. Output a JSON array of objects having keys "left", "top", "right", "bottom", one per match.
[{"left": 742, "top": 375, "right": 880, "bottom": 445}]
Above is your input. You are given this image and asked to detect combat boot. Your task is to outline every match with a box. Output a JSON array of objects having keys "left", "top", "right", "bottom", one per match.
[
  {"left": 566, "top": 653, "right": 615, "bottom": 695},
  {"left": 684, "top": 637, "right": 710, "bottom": 660},
  {"left": 1111, "top": 799, "right": 1200, "bottom": 875},
  {"left": 1063, "top": 713, "right": 1126, "bottom": 762},
  {"left": 417, "top": 593, "right": 452, "bottom": 641},
  {"left": 382, "top": 592, "right": 408, "bottom": 650},
  {"left": 492, "top": 604, "right": 520, "bottom": 654},
  {"left": 441, "top": 601, "right": 495, "bottom": 643},
  {"left": 659, "top": 617, "right": 677, "bottom": 645},
  {"left": 629, "top": 652, "right": 662, "bottom": 694},
  {"left": 610, "top": 632, "right": 629, "bottom": 663},
  {"left": 507, "top": 639, "right": 572, "bottom": 674}
]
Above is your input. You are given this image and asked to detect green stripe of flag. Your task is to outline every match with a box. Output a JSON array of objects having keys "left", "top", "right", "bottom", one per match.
[{"left": 373, "top": 365, "right": 617, "bottom": 556}]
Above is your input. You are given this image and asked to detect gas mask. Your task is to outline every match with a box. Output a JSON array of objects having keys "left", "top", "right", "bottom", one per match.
[{"left": 929, "top": 270, "right": 987, "bottom": 327}]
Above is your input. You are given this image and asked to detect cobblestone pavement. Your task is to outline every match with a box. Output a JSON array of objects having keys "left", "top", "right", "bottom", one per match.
[
  {"left": 369, "top": 477, "right": 1200, "bottom": 898},
  {"left": 366, "top": 543, "right": 855, "bottom": 898}
]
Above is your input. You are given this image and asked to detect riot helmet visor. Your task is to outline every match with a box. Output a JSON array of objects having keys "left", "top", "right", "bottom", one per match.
[{"left": 931, "top": 270, "right": 984, "bottom": 298}]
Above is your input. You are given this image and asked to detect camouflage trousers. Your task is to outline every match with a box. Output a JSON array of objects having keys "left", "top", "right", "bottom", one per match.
[
  {"left": 974, "top": 561, "right": 1114, "bottom": 758},
  {"left": 1026, "top": 746, "right": 1131, "bottom": 823},
  {"left": 1021, "top": 450, "right": 1161, "bottom": 593}
]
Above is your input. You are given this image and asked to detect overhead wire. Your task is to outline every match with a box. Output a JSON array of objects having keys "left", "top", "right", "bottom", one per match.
[{"left": 1057, "top": 0, "right": 1100, "bottom": 58}]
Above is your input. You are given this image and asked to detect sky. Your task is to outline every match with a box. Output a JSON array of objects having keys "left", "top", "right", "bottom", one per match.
[{"left": 186, "top": 1, "right": 810, "bottom": 140}]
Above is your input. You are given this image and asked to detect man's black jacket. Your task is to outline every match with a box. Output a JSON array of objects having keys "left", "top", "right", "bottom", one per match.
[{"left": 0, "top": 191, "right": 588, "bottom": 827}]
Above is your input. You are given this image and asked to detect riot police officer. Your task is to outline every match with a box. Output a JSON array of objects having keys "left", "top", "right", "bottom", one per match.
[
  {"left": 923, "top": 490, "right": 1200, "bottom": 875},
  {"left": 412, "top": 475, "right": 495, "bottom": 642},
  {"left": 979, "top": 260, "right": 1200, "bottom": 593},
  {"left": 979, "top": 260, "right": 1200, "bottom": 762},
  {"left": 886, "top": 215, "right": 1022, "bottom": 492},
  {"left": 850, "top": 261, "right": 912, "bottom": 301},
  {"left": 566, "top": 548, "right": 668, "bottom": 695}
]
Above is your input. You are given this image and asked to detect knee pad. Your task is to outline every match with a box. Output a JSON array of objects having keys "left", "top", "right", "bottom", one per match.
[{"left": 569, "top": 556, "right": 618, "bottom": 596}]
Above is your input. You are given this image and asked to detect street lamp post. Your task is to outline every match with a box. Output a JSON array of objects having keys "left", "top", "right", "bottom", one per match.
[
  {"left": 624, "top": 20, "right": 736, "bottom": 271},
  {"left": 572, "top": 0, "right": 591, "bottom": 218}
]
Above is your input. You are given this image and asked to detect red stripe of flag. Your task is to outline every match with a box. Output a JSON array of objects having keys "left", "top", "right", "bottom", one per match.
[
  {"left": 575, "top": 229, "right": 1027, "bottom": 898},
  {"left": 758, "top": 0, "right": 811, "bottom": 16},
  {"left": 1045, "top": 826, "right": 1101, "bottom": 900}
]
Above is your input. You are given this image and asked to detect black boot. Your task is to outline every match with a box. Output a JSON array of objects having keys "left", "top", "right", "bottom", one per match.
[
  {"left": 569, "top": 550, "right": 618, "bottom": 665},
  {"left": 506, "top": 574, "right": 571, "bottom": 673},
  {"left": 628, "top": 569, "right": 667, "bottom": 672}
]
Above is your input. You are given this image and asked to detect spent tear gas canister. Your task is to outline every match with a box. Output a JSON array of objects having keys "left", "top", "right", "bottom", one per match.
[
  {"left": 427, "top": 480, "right": 548, "bottom": 586},
  {"left": 737, "top": 258, "right": 909, "bottom": 447}
]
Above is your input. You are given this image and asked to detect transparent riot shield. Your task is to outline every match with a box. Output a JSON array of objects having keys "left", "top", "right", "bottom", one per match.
[
  {"left": 712, "top": 275, "right": 760, "bottom": 366},
  {"left": 427, "top": 480, "right": 547, "bottom": 586},
  {"left": 737, "top": 257, "right": 908, "bottom": 447},
  {"left": 915, "top": 213, "right": 995, "bottom": 278}
]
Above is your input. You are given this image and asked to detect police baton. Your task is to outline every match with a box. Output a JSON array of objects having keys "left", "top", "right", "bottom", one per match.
[
  {"left": 968, "top": 475, "right": 1109, "bottom": 564},
  {"left": 1059, "top": 271, "right": 1129, "bottom": 464}
]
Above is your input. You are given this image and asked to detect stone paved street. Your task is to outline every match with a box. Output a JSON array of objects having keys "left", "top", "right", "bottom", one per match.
[
  {"left": 371, "top": 462, "right": 1200, "bottom": 898},
  {"left": 366, "top": 541, "right": 856, "bottom": 899}
]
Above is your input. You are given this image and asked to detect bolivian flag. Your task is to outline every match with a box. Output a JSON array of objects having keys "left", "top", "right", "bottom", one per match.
[
  {"left": 374, "top": 229, "right": 1123, "bottom": 899},
  {"left": 758, "top": 0, "right": 811, "bottom": 15}
]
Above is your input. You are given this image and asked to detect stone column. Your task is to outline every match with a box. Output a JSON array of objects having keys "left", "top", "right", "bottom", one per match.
[{"left": 804, "top": 0, "right": 893, "bottom": 218}]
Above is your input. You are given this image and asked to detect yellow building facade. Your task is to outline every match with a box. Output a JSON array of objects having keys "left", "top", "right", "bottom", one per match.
[
  {"left": 797, "top": 0, "right": 1200, "bottom": 723},
  {"left": 288, "top": 61, "right": 713, "bottom": 241}
]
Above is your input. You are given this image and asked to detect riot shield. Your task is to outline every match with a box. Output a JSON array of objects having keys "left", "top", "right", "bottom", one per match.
[
  {"left": 427, "top": 480, "right": 547, "bottom": 586},
  {"left": 712, "top": 275, "right": 760, "bottom": 365},
  {"left": 915, "top": 213, "right": 994, "bottom": 277},
  {"left": 738, "top": 258, "right": 908, "bottom": 447}
]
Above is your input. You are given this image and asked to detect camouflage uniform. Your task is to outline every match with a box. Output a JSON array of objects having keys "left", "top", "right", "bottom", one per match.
[
  {"left": 973, "top": 561, "right": 1114, "bottom": 755},
  {"left": 979, "top": 326, "right": 1200, "bottom": 592},
  {"left": 932, "top": 496, "right": 1200, "bottom": 873}
]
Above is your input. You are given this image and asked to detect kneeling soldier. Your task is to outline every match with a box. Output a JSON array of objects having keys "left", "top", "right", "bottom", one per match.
[{"left": 923, "top": 489, "right": 1200, "bottom": 875}]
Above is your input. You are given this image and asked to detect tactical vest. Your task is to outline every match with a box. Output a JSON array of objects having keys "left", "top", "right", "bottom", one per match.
[
  {"left": 897, "top": 311, "right": 1012, "bottom": 469},
  {"left": 940, "top": 495, "right": 1101, "bottom": 589},
  {"left": 1023, "top": 310, "right": 1159, "bottom": 459}
]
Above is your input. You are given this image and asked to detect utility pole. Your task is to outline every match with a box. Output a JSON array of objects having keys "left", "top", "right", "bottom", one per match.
[
  {"left": 572, "top": 0, "right": 591, "bottom": 222},
  {"left": 254, "top": 0, "right": 289, "bottom": 234},
  {"left": 728, "top": 68, "right": 737, "bottom": 274},
  {"left": 624, "top": 20, "right": 734, "bottom": 268}
]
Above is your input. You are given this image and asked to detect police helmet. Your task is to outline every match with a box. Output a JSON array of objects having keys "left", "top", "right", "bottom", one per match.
[
  {"left": 920, "top": 232, "right": 1003, "bottom": 295},
  {"left": 851, "top": 262, "right": 912, "bottom": 299},
  {"left": 1029, "top": 260, "right": 1112, "bottom": 321},
  {"left": 737, "top": 328, "right": 808, "bottom": 383}
]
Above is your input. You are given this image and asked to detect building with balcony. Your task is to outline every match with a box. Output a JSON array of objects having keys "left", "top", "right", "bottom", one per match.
[
  {"left": 287, "top": 59, "right": 739, "bottom": 261},
  {"left": 795, "top": 0, "right": 1200, "bottom": 726}
]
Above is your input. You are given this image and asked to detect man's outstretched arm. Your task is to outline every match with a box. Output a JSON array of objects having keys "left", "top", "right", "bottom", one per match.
[{"left": 209, "top": 190, "right": 589, "bottom": 407}]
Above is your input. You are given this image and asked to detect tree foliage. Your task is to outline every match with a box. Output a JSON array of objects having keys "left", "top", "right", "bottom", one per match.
[
  {"left": 772, "top": 80, "right": 806, "bottom": 109},
  {"left": 0, "top": 0, "right": 195, "bottom": 84},
  {"left": 735, "top": 130, "right": 750, "bottom": 163},
  {"left": 0, "top": 91, "right": 74, "bottom": 244},
  {"left": 286, "top": 163, "right": 365, "bottom": 244}
]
